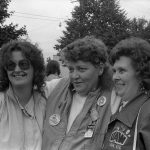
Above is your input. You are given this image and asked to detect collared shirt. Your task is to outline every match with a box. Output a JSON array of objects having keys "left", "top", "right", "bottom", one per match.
[{"left": 0, "top": 79, "right": 60, "bottom": 150}]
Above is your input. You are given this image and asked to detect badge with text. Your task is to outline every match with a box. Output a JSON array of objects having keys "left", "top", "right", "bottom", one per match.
[
  {"left": 90, "top": 108, "right": 99, "bottom": 121},
  {"left": 49, "top": 114, "right": 60, "bottom": 126},
  {"left": 84, "top": 129, "right": 93, "bottom": 138},
  {"left": 97, "top": 96, "right": 106, "bottom": 106}
]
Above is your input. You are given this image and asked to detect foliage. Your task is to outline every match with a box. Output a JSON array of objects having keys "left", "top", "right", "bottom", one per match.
[
  {"left": 54, "top": 0, "right": 131, "bottom": 52},
  {"left": 129, "top": 18, "right": 150, "bottom": 42},
  {"left": 0, "top": 0, "right": 27, "bottom": 47}
]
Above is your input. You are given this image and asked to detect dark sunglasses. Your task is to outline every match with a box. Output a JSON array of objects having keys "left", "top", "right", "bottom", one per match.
[{"left": 5, "top": 59, "right": 31, "bottom": 71}]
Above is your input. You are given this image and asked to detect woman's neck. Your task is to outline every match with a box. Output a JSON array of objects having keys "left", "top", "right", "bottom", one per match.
[
  {"left": 12, "top": 85, "right": 33, "bottom": 107},
  {"left": 121, "top": 86, "right": 140, "bottom": 102}
]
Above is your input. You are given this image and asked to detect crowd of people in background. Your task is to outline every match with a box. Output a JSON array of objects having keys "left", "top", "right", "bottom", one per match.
[{"left": 0, "top": 35, "right": 150, "bottom": 150}]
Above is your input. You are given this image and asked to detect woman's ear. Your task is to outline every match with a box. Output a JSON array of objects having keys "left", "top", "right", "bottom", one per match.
[{"left": 98, "top": 63, "right": 104, "bottom": 76}]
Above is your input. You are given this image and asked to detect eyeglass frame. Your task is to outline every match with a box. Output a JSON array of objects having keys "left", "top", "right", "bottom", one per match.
[{"left": 5, "top": 59, "right": 31, "bottom": 71}]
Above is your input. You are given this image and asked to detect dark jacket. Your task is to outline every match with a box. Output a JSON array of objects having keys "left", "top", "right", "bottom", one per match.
[{"left": 102, "top": 92, "right": 150, "bottom": 150}]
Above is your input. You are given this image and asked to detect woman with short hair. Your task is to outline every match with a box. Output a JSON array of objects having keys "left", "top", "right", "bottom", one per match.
[
  {"left": 102, "top": 37, "right": 150, "bottom": 150},
  {"left": 42, "top": 36, "right": 113, "bottom": 150}
]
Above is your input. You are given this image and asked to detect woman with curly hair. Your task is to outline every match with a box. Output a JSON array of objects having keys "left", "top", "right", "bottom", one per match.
[
  {"left": 102, "top": 37, "right": 150, "bottom": 150},
  {"left": 0, "top": 40, "right": 59, "bottom": 150},
  {"left": 42, "top": 36, "right": 113, "bottom": 150}
]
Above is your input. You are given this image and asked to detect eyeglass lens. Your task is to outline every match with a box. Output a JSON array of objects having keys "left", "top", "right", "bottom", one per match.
[{"left": 6, "top": 59, "right": 30, "bottom": 71}]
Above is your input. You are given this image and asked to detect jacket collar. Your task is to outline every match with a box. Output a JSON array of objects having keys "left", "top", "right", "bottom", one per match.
[
  {"left": 6, "top": 85, "right": 41, "bottom": 118},
  {"left": 112, "top": 93, "right": 149, "bottom": 127}
]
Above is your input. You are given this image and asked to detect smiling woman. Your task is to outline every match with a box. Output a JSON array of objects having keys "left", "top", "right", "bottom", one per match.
[
  {"left": 101, "top": 37, "right": 150, "bottom": 150},
  {"left": 6, "top": 51, "right": 34, "bottom": 89},
  {"left": 0, "top": 40, "right": 60, "bottom": 150}
]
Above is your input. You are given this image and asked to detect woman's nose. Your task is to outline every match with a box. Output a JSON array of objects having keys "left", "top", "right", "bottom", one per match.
[
  {"left": 72, "top": 70, "right": 80, "bottom": 79},
  {"left": 113, "top": 71, "right": 120, "bottom": 80},
  {"left": 14, "top": 64, "right": 21, "bottom": 71}
]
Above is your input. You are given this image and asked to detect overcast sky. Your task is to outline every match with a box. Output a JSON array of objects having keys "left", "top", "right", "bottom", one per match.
[{"left": 6, "top": 0, "right": 150, "bottom": 61}]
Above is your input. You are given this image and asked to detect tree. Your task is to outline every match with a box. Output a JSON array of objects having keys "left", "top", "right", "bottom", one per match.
[
  {"left": 129, "top": 17, "right": 150, "bottom": 42},
  {"left": 0, "top": 0, "right": 27, "bottom": 47},
  {"left": 54, "top": 0, "right": 130, "bottom": 52}
]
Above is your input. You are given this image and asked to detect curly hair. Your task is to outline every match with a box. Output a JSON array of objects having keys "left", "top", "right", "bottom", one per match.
[
  {"left": 61, "top": 36, "right": 112, "bottom": 90},
  {"left": 0, "top": 40, "right": 46, "bottom": 93},
  {"left": 46, "top": 60, "right": 60, "bottom": 76},
  {"left": 109, "top": 37, "right": 150, "bottom": 90}
]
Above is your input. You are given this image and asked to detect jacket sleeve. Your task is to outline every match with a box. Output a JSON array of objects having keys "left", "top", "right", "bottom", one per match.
[
  {"left": 44, "top": 78, "right": 61, "bottom": 98},
  {"left": 137, "top": 99, "right": 150, "bottom": 150}
]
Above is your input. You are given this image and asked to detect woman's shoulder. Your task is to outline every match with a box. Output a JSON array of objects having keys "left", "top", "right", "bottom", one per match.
[
  {"left": 140, "top": 97, "right": 150, "bottom": 115},
  {"left": 136, "top": 97, "right": 150, "bottom": 131},
  {"left": 137, "top": 97, "right": 150, "bottom": 124}
]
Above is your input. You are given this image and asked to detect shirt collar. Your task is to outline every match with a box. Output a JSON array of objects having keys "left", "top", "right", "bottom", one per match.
[{"left": 115, "top": 93, "right": 149, "bottom": 127}]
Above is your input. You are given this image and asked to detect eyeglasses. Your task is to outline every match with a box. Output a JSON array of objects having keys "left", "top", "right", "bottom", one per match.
[{"left": 5, "top": 59, "right": 30, "bottom": 71}]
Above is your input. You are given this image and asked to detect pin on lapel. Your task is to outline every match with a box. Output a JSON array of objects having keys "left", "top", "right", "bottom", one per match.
[
  {"left": 97, "top": 96, "right": 106, "bottom": 106},
  {"left": 49, "top": 114, "right": 60, "bottom": 126},
  {"left": 90, "top": 108, "right": 99, "bottom": 121},
  {"left": 84, "top": 129, "right": 93, "bottom": 138}
]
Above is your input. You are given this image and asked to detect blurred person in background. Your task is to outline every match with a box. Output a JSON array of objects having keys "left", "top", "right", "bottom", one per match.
[
  {"left": 46, "top": 60, "right": 61, "bottom": 81},
  {"left": 42, "top": 36, "right": 113, "bottom": 150}
]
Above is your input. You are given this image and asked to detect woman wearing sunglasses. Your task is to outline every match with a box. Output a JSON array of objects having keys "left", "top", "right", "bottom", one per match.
[{"left": 0, "top": 40, "right": 60, "bottom": 150}]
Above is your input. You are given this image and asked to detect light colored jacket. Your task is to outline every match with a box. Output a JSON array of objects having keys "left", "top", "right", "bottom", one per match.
[{"left": 0, "top": 79, "right": 60, "bottom": 150}]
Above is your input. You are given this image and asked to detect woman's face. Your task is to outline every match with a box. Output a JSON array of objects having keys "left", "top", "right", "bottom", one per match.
[
  {"left": 6, "top": 51, "right": 34, "bottom": 88},
  {"left": 67, "top": 60, "right": 103, "bottom": 96},
  {"left": 112, "top": 56, "right": 140, "bottom": 101}
]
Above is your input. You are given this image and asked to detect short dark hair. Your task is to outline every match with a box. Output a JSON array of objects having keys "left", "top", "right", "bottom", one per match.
[
  {"left": 0, "top": 40, "right": 45, "bottom": 93},
  {"left": 61, "top": 36, "right": 112, "bottom": 90},
  {"left": 110, "top": 37, "right": 150, "bottom": 90},
  {"left": 61, "top": 36, "right": 108, "bottom": 66},
  {"left": 46, "top": 60, "right": 60, "bottom": 76}
]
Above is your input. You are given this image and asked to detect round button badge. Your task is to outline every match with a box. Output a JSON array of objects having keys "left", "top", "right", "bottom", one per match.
[
  {"left": 97, "top": 96, "right": 106, "bottom": 106},
  {"left": 49, "top": 114, "right": 60, "bottom": 126}
]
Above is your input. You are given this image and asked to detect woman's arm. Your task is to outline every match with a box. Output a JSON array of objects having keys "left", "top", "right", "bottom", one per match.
[{"left": 44, "top": 78, "right": 62, "bottom": 98}]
